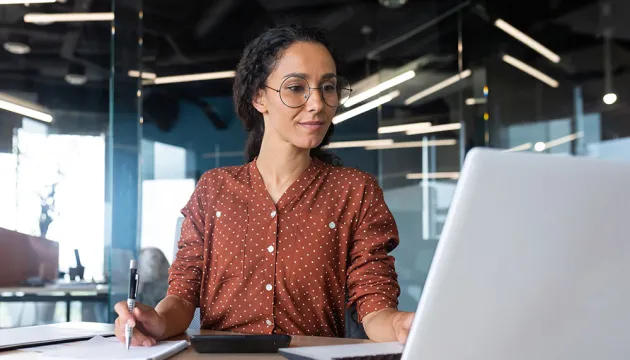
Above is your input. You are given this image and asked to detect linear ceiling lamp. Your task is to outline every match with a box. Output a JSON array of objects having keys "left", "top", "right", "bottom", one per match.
[
  {"left": 0, "top": 0, "right": 55, "bottom": 4},
  {"left": 406, "top": 123, "right": 461, "bottom": 136},
  {"left": 0, "top": 92, "right": 52, "bottom": 123},
  {"left": 378, "top": 121, "right": 431, "bottom": 134},
  {"left": 536, "top": 132, "right": 583, "bottom": 151},
  {"left": 465, "top": 97, "right": 487, "bottom": 105},
  {"left": 365, "top": 139, "right": 457, "bottom": 150},
  {"left": 344, "top": 70, "right": 415, "bottom": 108},
  {"left": 325, "top": 139, "right": 393, "bottom": 149},
  {"left": 147, "top": 71, "right": 235, "bottom": 85},
  {"left": 504, "top": 142, "right": 533, "bottom": 152},
  {"left": 333, "top": 90, "right": 400, "bottom": 124},
  {"left": 404, "top": 69, "right": 471, "bottom": 105},
  {"left": 24, "top": 12, "right": 114, "bottom": 23},
  {"left": 128, "top": 70, "right": 157, "bottom": 80},
  {"left": 502, "top": 54, "right": 559, "bottom": 88},
  {"left": 406, "top": 172, "right": 460, "bottom": 180},
  {"left": 494, "top": 19, "right": 561, "bottom": 64}
]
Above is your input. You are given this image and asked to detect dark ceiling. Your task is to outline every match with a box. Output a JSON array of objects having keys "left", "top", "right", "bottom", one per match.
[{"left": 0, "top": 0, "right": 627, "bottom": 118}]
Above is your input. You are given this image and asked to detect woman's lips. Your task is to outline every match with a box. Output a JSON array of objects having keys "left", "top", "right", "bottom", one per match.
[{"left": 299, "top": 121, "right": 324, "bottom": 131}]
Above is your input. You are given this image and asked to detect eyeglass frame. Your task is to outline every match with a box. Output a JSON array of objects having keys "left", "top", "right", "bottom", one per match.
[{"left": 263, "top": 74, "right": 353, "bottom": 109}]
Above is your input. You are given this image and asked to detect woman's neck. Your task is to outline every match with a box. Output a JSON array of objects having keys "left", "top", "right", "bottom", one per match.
[{"left": 256, "top": 134, "right": 311, "bottom": 201}]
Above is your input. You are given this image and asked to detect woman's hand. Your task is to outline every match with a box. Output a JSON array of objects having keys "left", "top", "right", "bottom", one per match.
[
  {"left": 363, "top": 308, "right": 415, "bottom": 343},
  {"left": 114, "top": 301, "right": 167, "bottom": 347},
  {"left": 391, "top": 311, "right": 414, "bottom": 343}
]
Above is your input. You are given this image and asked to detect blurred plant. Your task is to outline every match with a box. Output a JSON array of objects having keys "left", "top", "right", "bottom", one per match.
[{"left": 38, "top": 169, "right": 63, "bottom": 238}]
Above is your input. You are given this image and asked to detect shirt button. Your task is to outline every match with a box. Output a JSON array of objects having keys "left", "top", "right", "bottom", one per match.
[
  {"left": 216, "top": 211, "right": 222, "bottom": 218},
  {"left": 271, "top": 210, "right": 277, "bottom": 218},
  {"left": 265, "top": 284, "right": 273, "bottom": 291},
  {"left": 329, "top": 221, "right": 336, "bottom": 229},
  {"left": 265, "top": 320, "right": 273, "bottom": 326},
  {"left": 267, "top": 246, "right": 274, "bottom": 253}
]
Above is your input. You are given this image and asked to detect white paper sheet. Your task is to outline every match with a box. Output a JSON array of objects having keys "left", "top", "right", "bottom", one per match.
[
  {"left": 35, "top": 336, "right": 188, "bottom": 360},
  {"left": 0, "top": 323, "right": 114, "bottom": 351}
]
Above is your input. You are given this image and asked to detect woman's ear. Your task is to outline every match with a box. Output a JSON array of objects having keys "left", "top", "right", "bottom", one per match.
[{"left": 252, "top": 89, "right": 267, "bottom": 114}]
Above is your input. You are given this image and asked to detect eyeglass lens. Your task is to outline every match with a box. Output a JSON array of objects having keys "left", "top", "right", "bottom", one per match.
[{"left": 279, "top": 76, "right": 351, "bottom": 108}]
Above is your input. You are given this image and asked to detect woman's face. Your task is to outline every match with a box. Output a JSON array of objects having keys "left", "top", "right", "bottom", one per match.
[{"left": 254, "top": 41, "right": 338, "bottom": 151}]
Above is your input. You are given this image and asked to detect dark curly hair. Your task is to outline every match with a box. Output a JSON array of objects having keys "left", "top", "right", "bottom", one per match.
[{"left": 233, "top": 24, "right": 342, "bottom": 166}]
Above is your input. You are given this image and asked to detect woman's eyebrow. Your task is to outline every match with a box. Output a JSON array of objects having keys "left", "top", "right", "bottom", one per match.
[
  {"left": 283, "top": 72, "right": 308, "bottom": 79},
  {"left": 282, "top": 72, "right": 337, "bottom": 80}
]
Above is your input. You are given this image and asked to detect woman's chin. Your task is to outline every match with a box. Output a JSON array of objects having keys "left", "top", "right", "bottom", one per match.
[
  {"left": 296, "top": 141, "right": 321, "bottom": 150},
  {"left": 294, "top": 137, "right": 325, "bottom": 151}
]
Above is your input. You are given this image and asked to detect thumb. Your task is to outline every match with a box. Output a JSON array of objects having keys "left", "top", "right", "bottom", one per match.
[{"left": 403, "top": 312, "right": 414, "bottom": 329}]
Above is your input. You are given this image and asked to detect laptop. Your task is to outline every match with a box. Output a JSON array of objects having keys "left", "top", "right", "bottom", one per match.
[{"left": 280, "top": 148, "right": 630, "bottom": 360}]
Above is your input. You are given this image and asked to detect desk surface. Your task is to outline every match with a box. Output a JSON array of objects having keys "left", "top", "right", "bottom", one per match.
[
  {"left": 0, "top": 323, "right": 370, "bottom": 360},
  {"left": 0, "top": 283, "right": 108, "bottom": 295}
]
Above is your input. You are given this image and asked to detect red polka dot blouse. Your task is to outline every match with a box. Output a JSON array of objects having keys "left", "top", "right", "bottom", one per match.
[{"left": 167, "top": 158, "right": 400, "bottom": 337}]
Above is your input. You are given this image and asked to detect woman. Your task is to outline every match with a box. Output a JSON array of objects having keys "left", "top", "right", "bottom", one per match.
[{"left": 114, "top": 24, "right": 414, "bottom": 346}]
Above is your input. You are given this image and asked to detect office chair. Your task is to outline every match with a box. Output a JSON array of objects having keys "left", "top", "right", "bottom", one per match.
[{"left": 137, "top": 247, "right": 170, "bottom": 309}]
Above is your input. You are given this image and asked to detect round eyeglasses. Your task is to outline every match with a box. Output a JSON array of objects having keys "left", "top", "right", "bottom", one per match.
[{"left": 265, "top": 75, "right": 352, "bottom": 108}]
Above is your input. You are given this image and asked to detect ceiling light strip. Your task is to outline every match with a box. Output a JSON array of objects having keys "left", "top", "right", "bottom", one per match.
[
  {"left": 333, "top": 90, "right": 400, "bottom": 124},
  {"left": 0, "top": 98, "right": 52, "bottom": 123},
  {"left": 404, "top": 69, "right": 471, "bottom": 105},
  {"left": 545, "top": 132, "right": 583, "bottom": 149},
  {"left": 406, "top": 172, "right": 460, "bottom": 180},
  {"left": 378, "top": 121, "right": 431, "bottom": 134},
  {"left": 325, "top": 139, "right": 393, "bottom": 149},
  {"left": 494, "top": 19, "right": 561, "bottom": 64},
  {"left": 0, "top": 0, "right": 55, "bottom": 4},
  {"left": 128, "top": 70, "right": 157, "bottom": 80},
  {"left": 24, "top": 12, "right": 114, "bottom": 23},
  {"left": 405, "top": 123, "right": 461, "bottom": 136},
  {"left": 365, "top": 139, "right": 457, "bottom": 150},
  {"left": 344, "top": 70, "right": 415, "bottom": 108},
  {"left": 149, "top": 71, "right": 235, "bottom": 85},
  {"left": 504, "top": 142, "right": 533, "bottom": 152},
  {"left": 502, "top": 54, "right": 559, "bottom": 88},
  {"left": 465, "top": 97, "right": 487, "bottom": 105}
]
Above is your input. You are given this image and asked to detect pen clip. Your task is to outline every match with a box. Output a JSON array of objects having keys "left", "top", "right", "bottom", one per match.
[{"left": 135, "top": 273, "right": 139, "bottom": 296}]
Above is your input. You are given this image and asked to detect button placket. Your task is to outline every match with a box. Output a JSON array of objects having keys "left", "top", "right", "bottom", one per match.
[{"left": 267, "top": 209, "right": 279, "bottom": 323}]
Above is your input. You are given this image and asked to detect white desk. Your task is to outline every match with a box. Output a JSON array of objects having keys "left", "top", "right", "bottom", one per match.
[
  {"left": 0, "top": 283, "right": 109, "bottom": 322},
  {"left": 0, "top": 323, "right": 371, "bottom": 360}
]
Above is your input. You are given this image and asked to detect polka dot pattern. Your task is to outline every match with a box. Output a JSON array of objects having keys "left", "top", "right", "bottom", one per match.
[{"left": 167, "top": 158, "right": 401, "bottom": 337}]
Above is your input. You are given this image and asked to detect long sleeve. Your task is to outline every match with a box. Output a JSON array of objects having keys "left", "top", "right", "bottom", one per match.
[
  {"left": 167, "top": 175, "right": 208, "bottom": 307},
  {"left": 346, "top": 177, "right": 401, "bottom": 322}
]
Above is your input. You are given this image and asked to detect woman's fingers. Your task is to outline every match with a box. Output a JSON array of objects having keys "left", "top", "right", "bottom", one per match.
[
  {"left": 114, "top": 317, "right": 155, "bottom": 346},
  {"left": 114, "top": 301, "right": 135, "bottom": 327}
]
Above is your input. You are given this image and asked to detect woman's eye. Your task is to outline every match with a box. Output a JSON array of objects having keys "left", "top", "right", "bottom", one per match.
[
  {"left": 287, "top": 85, "right": 305, "bottom": 92},
  {"left": 322, "top": 84, "right": 336, "bottom": 92}
]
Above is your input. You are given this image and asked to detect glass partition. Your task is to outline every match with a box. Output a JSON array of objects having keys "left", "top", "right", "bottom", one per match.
[
  {"left": 370, "top": 0, "right": 466, "bottom": 312},
  {"left": 0, "top": 1, "right": 111, "bottom": 326}
]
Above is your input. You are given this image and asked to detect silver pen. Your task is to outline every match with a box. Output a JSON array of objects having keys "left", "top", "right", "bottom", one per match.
[{"left": 125, "top": 259, "right": 139, "bottom": 350}]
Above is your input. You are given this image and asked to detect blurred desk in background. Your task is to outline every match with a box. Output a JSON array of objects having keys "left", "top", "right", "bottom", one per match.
[{"left": 0, "top": 283, "right": 109, "bottom": 323}]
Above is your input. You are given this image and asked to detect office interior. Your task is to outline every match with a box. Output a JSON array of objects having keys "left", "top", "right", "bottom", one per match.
[{"left": 0, "top": 0, "right": 627, "bottom": 329}]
